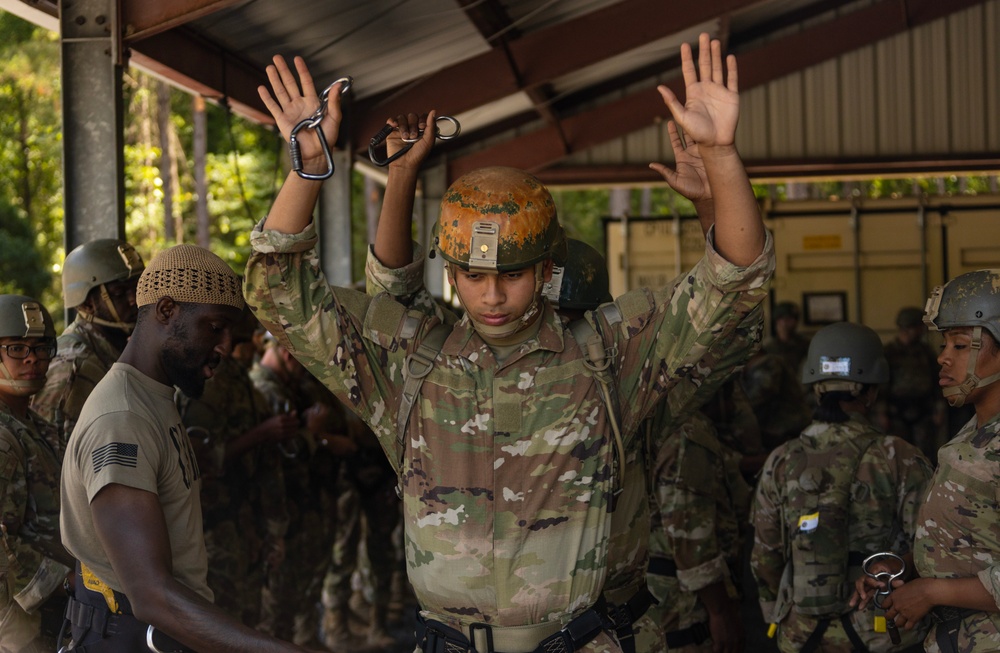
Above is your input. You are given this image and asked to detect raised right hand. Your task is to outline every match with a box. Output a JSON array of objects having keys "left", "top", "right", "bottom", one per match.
[
  {"left": 386, "top": 110, "right": 438, "bottom": 172},
  {"left": 258, "top": 55, "right": 344, "bottom": 169}
]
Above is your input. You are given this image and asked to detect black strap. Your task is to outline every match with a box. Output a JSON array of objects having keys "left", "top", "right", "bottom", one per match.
[
  {"left": 664, "top": 621, "right": 710, "bottom": 649},
  {"left": 840, "top": 613, "right": 868, "bottom": 652},
  {"left": 799, "top": 618, "right": 832, "bottom": 653},
  {"left": 932, "top": 608, "right": 980, "bottom": 653},
  {"left": 605, "top": 587, "right": 657, "bottom": 653},
  {"left": 647, "top": 557, "right": 678, "bottom": 577}
]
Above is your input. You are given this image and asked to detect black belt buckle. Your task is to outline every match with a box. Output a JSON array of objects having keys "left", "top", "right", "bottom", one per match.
[
  {"left": 469, "top": 622, "right": 494, "bottom": 653},
  {"left": 563, "top": 608, "right": 605, "bottom": 649}
]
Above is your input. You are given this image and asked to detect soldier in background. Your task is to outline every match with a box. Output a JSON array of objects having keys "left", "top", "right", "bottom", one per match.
[
  {"left": 32, "top": 239, "right": 144, "bottom": 452},
  {"left": 646, "top": 408, "right": 750, "bottom": 653},
  {"left": 741, "top": 351, "right": 812, "bottom": 452},
  {"left": 251, "top": 338, "right": 356, "bottom": 648},
  {"left": 752, "top": 322, "right": 931, "bottom": 652},
  {"left": 762, "top": 302, "right": 810, "bottom": 379},
  {"left": 875, "top": 306, "right": 945, "bottom": 462},
  {"left": 320, "top": 413, "right": 400, "bottom": 651},
  {"left": 0, "top": 295, "right": 74, "bottom": 653},
  {"left": 175, "top": 309, "right": 297, "bottom": 626}
]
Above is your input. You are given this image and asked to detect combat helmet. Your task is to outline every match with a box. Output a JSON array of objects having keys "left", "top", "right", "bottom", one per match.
[
  {"left": 435, "top": 166, "right": 565, "bottom": 338},
  {"left": 801, "top": 321, "right": 888, "bottom": 396},
  {"left": 923, "top": 269, "right": 1000, "bottom": 406},
  {"left": 0, "top": 294, "right": 56, "bottom": 396},
  {"left": 63, "top": 238, "right": 144, "bottom": 333},
  {"left": 543, "top": 239, "right": 612, "bottom": 311}
]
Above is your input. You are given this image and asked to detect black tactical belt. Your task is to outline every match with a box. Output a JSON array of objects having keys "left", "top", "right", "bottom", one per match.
[
  {"left": 665, "top": 621, "right": 709, "bottom": 649},
  {"left": 646, "top": 557, "right": 678, "bottom": 577},
  {"left": 416, "top": 598, "right": 610, "bottom": 653}
]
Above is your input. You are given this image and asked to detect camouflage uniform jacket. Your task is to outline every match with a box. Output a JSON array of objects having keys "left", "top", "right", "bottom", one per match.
[
  {"left": 915, "top": 412, "right": 1000, "bottom": 651},
  {"left": 366, "top": 247, "right": 672, "bottom": 640},
  {"left": 648, "top": 410, "right": 749, "bottom": 595},
  {"left": 751, "top": 417, "right": 932, "bottom": 651},
  {"left": 244, "top": 220, "right": 773, "bottom": 634},
  {"left": 0, "top": 403, "right": 72, "bottom": 614},
  {"left": 31, "top": 317, "right": 122, "bottom": 453},
  {"left": 176, "top": 355, "right": 289, "bottom": 540}
]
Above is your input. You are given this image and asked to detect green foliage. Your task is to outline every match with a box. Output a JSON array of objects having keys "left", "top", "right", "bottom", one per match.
[{"left": 0, "top": 197, "right": 51, "bottom": 298}]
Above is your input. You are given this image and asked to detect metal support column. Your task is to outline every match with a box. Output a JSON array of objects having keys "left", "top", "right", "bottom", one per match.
[
  {"left": 318, "top": 150, "right": 354, "bottom": 286},
  {"left": 60, "top": 0, "right": 126, "bottom": 251}
]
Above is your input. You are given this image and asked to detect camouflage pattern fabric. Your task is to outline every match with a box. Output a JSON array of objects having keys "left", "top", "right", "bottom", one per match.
[
  {"left": 915, "top": 412, "right": 1000, "bottom": 652},
  {"left": 878, "top": 337, "right": 943, "bottom": 460},
  {"left": 761, "top": 333, "right": 810, "bottom": 380},
  {"left": 244, "top": 221, "right": 773, "bottom": 648},
  {"left": 31, "top": 317, "right": 123, "bottom": 454},
  {"left": 0, "top": 405, "right": 72, "bottom": 652},
  {"left": 175, "top": 354, "right": 288, "bottom": 626},
  {"left": 645, "top": 410, "right": 748, "bottom": 653},
  {"left": 250, "top": 362, "right": 342, "bottom": 645},
  {"left": 751, "top": 418, "right": 932, "bottom": 653},
  {"left": 740, "top": 353, "right": 812, "bottom": 451},
  {"left": 700, "top": 377, "right": 765, "bottom": 466},
  {"left": 321, "top": 433, "right": 399, "bottom": 611},
  {"left": 368, "top": 247, "right": 671, "bottom": 653}
]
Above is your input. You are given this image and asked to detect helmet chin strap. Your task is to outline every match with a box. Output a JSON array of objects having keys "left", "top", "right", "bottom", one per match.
[
  {"left": 448, "top": 262, "right": 547, "bottom": 342},
  {"left": 0, "top": 362, "right": 45, "bottom": 396},
  {"left": 944, "top": 326, "right": 1000, "bottom": 407},
  {"left": 78, "top": 284, "right": 136, "bottom": 334}
]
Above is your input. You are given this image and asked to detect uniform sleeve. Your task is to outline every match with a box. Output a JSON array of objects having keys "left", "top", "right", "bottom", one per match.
[
  {"left": 655, "top": 413, "right": 729, "bottom": 593},
  {"left": 365, "top": 244, "right": 459, "bottom": 325},
  {"left": 71, "top": 411, "right": 163, "bottom": 502},
  {"left": 602, "top": 228, "right": 774, "bottom": 444},
  {"left": 888, "top": 437, "right": 933, "bottom": 548},
  {"left": 0, "top": 430, "right": 70, "bottom": 612},
  {"left": 244, "top": 220, "right": 438, "bottom": 467},
  {"left": 750, "top": 446, "right": 788, "bottom": 615}
]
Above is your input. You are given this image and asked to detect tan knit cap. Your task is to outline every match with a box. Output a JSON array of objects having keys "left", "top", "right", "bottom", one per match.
[{"left": 136, "top": 244, "right": 244, "bottom": 309}]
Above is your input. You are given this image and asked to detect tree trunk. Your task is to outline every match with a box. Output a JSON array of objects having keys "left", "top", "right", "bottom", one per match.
[
  {"left": 157, "top": 82, "right": 176, "bottom": 242},
  {"left": 193, "top": 95, "right": 209, "bottom": 249}
]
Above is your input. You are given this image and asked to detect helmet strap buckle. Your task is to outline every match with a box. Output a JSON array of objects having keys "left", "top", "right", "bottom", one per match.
[{"left": 20, "top": 302, "right": 47, "bottom": 338}]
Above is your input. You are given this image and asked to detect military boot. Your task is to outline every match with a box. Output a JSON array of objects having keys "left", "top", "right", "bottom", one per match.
[
  {"left": 367, "top": 604, "right": 397, "bottom": 648},
  {"left": 322, "top": 605, "right": 355, "bottom": 651}
]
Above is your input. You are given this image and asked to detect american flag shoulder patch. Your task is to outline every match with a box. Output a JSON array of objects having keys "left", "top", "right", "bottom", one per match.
[{"left": 92, "top": 442, "right": 139, "bottom": 473}]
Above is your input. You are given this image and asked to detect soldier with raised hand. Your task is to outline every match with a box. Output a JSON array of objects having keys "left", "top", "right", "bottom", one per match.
[
  {"left": 752, "top": 322, "right": 932, "bottom": 653},
  {"left": 32, "top": 239, "right": 144, "bottom": 452},
  {"left": 0, "top": 295, "right": 74, "bottom": 653},
  {"left": 854, "top": 270, "right": 1000, "bottom": 652},
  {"left": 246, "top": 32, "right": 772, "bottom": 653}
]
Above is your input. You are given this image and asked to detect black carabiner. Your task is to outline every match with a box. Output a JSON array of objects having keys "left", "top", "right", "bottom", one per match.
[
  {"left": 288, "top": 76, "right": 353, "bottom": 181},
  {"left": 368, "top": 115, "right": 461, "bottom": 167}
]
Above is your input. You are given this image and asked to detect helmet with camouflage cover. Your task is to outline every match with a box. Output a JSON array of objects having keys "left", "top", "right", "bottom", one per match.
[
  {"left": 923, "top": 269, "right": 1000, "bottom": 406},
  {"left": 435, "top": 167, "right": 565, "bottom": 272},
  {"left": 63, "top": 238, "right": 144, "bottom": 333},
  {"left": 801, "top": 322, "right": 888, "bottom": 396},
  {"left": 0, "top": 294, "right": 56, "bottom": 396},
  {"left": 543, "top": 239, "right": 612, "bottom": 311},
  {"left": 435, "top": 166, "right": 566, "bottom": 338}
]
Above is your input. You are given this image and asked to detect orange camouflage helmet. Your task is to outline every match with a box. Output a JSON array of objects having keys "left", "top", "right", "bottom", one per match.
[{"left": 434, "top": 166, "right": 565, "bottom": 272}]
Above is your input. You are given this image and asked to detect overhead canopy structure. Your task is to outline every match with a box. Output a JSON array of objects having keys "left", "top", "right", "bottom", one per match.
[{"left": 7, "top": 0, "right": 999, "bottom": 187}]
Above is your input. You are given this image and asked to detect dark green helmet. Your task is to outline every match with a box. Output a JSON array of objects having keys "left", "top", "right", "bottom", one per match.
[
  {"left": 0, "top": 294, "right": 56, "bottom": 340},
  {"left": 543, "top": 239, "right": 612, "bottom": 311},
  {"left": 924, "top": 269, "right": 1000, "bottom": 343},
  {"left": 801, "top": 321, "right": 888, "bottom": 386},
  {"left": 63, "top": 239, "right": 144, "bottom": 309},
  {"left": 923, "top": 269, "right": 1000, "bottom": 406}
]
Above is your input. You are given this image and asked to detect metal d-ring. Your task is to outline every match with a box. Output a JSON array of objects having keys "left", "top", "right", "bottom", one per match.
[{"left": 368, "top": 115, "right": 462, "bottom": 167}]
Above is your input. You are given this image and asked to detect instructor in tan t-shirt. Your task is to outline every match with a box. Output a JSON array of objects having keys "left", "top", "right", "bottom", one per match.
[{"left": 60, "top": 245, "right": 321, "bottom": 653}]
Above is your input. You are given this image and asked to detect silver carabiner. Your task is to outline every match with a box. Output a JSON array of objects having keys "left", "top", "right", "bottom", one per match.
[
  {"left": 368, "top": 115, "right": 462, "bottom": 167},
  {"left": 862, "top": 551, "right": 906, "bottom": 607},
  {"left": 289, "top": 76, "right": 353, "bottom": 181}
]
